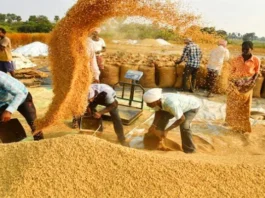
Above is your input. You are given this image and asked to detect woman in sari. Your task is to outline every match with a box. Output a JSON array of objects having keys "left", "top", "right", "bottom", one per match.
[{"left": 225, "top": 41, "right": 260, "bottom": 133}]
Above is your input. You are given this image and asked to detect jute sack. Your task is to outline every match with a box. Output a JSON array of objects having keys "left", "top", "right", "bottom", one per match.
[
  {"left": 253, "top": 76, "right": 264, "bottom": 98},
  {"left": 174, "top": 64, "right": 190, "bottom": 89},
  {"left": 260, "top": 71, "right": 265, "bottom": 98},
  {"left": 157, "top": 67, "right": 176, "bottom": 88},
  {"left": 261, "top": 58, "right": 265, "bottom": 66},
  {"left": 213, "top": 62, "right": 230, "bottom": 94},
  {"left": 100, "top": 66, "right": 120, "bottom": 86},
  {"left": 138, "top": 66, "right": 157, "bottom": 88},
  {"left": 119, "top": 65, "right": 139, "bottom": 84}
]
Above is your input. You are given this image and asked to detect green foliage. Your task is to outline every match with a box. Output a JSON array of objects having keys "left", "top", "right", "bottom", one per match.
[
  {"left": 0, "top": 14, "right": 6, "bottom": 22},
  {"left": 117, "top": 23, "right": 178, "bottom": 40},
  {"left": 242, "top": 32, "right": 257, "bottom": 41},
  {"left": 201, "top": 27, "right": 216, "bottom": 34},
  {"left": 17, "top": 21, "right": 54, "bottom": 33},
  {"left": 54, "top": 16, "right": 60, "bottom": 23},
  {"left": 0, "top": 13, "right": 54, "bottom": 33},
  {"left": 228, "top": 39, "right": 265, "bottom": 49}
]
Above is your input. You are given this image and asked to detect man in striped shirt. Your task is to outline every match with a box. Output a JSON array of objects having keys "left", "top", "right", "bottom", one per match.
[
  {"left": 175, "top": 38, "right": 202, "bottom": 93},
  {"left": 0, "top": 71, "right": 43, "bottom": 140}
]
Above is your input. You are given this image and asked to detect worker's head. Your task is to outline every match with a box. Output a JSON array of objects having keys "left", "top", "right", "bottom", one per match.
[
  {"left": 242, "top": 41, "right": 253, "bottom": 56},
  {"left": 218, "top": 39, "right": 227, "bottom": 47},
  {"left": 91, "top": 27, "right": 101, "bottom": 40},
  {"left": 88, "top": 86, "right": 97, "bottom": 103},
  {"left": 184, "top": 37, "right": 192, "bottom": 44},
  {"left": 143, "top": 88, "right": 162, "bottom": 111},
  {"left": 0, "top": 28, "right": 6, "bottom": 38}
]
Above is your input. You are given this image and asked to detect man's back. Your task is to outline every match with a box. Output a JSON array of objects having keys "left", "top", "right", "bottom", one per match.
[
  {"left": 0, "top": 71, "right": 28, "bottom": 113},
  {"left": 90, "top": 84, "right": 116, "bottom": 105},
  {"left": 181, "top": 42, "right": 202, "bottom": 68},
  {"left": 161, "top": 93, "right": 201, "bottom": 119},
  {"left": 207, "top": 46, "right": 229, "bottom": 71}
]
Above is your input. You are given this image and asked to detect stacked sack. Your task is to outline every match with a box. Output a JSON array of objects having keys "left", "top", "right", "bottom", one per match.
[{"left": 100, "top": 52, "right": 248, "bottom": 96}]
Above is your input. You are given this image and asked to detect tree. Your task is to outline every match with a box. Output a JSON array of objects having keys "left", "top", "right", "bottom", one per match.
[
  {"left": 216, "top": 30, "right": 227, "bottom": 38},
  {"left": 243, "top": 32, "right": 256, "bottom": 41},
  {"left": 231, "top": 32, "right": 237, "bottom": 39},
  {"left": 201, "top": 27, "right": 216, "bottom": 34},
  {"left": 6, "top": 13, "right": 17, "bottom": 23},
  {"left": 28, "top": 15, "right": 37, "bottom": 22},
  {"left": 0, "top": 14, "right": 6, "bottom": 22},
  {"left": 36, "top": 15, "right": 50, "bottom": 23},
  {"left": 16, "top": 16, "right": 22, "bottom": 22},
  {"left": 54, "top": 15, "right": 60, "bottom": 22}
]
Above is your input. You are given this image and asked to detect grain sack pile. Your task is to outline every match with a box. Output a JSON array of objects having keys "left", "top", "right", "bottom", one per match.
[{"left": 1, "top": 135, "right": 265, "bottom": 197}]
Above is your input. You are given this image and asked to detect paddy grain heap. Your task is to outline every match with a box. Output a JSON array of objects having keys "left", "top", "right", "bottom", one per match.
[{"left": 0, "top": 135, "right": 264, "bottom": 197}]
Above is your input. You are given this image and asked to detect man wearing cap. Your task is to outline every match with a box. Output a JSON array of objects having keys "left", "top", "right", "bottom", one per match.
[
  {"left": 175, "top": 38, "right": 202, "bottom": 93},
  {"left": 143, "top": 88, "right": 200, "bottom": 153},
  {"left": 87, "top": 83, "right": 126, "bottom": 145},
  {"left": 205, "top": 39, "right": 230, "bottom": 97},
  {"left": 87, "top": 38, "right": 100, "bottom": 83},
  {"left": 0, "top": 28, "right": 15, "bottom": 77},
  {"left": 90, "top": 27, "right": 106, "bottom": 71},
  {"left": 0, "top": 71, "right": 44, "bottom": 140}
]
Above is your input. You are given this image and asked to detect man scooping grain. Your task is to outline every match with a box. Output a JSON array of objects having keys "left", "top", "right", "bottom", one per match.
[
  {"left": 0, "top": 71, "right": 44, "bottom": 140},
  {"left": 86, "top": 83, "right": 127, "bottom": 146},
  {"left": 143, "top": 88, "right": 200, "bottom": 153}
]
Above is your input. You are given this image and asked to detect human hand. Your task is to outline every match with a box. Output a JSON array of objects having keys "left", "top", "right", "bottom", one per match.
[
  {"left": 149, "top": 128, "right": 165, "bottom": 140},
  {"left": 85, "top": 107, "right": 92, "bottom": 116},
  {"left": 93, "top": 112, "right": 102, "bottom": 119},
  {"left": 157, "top": 139, "right": 171, "bottom": 151},
  {"left": 1, "top": 111, "right": 12, "bottom": 122}
]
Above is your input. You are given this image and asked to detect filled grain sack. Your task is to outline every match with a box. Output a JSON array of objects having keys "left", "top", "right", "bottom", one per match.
[
  {"left": 261, "top": 71, "right": 265, "bottom": 98},
  {"left": 261, "top": 58, "right": 265, "bottom": 66},
  {"left": 138, "top": 66, "right": 156, "bottom": 88},
  {"left": 174, "top": 64, "right": 190, "bottom": 89},
  {"left": 213, "top": 62, "right": 230, "bottom": 94},
  {"left": 157, "top": 67, "right": 176, "bottom": 88},
  {"left": 100, "top": 66, "right": 120, "bottom": 86},
  {"left": 253, "top": 76, "right": 264, "bottom": 98},
  {"left": 119, "top": 65, "right": 139, "bottom": 84}
]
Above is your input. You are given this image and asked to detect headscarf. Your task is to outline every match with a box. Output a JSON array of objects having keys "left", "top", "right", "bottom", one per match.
[{"left": 143, "top": 88, "right": 162, "bottom": 103}]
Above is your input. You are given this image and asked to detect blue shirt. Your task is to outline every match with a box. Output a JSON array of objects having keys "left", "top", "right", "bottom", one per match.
[
  {"left": 0, "top": 71, "right": 28, "bottom": 113},
  {"left": 180, "top": 42, "right": 202, "bottom": 68}
]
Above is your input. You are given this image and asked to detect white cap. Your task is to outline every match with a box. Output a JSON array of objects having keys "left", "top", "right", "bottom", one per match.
[{"left": 143, "top": 88, "right": 162, "bottom": 103}]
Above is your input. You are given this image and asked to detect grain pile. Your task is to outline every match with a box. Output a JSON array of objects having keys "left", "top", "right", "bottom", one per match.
[
  {"left": 35, "top": 0, "right": 198, "bottom": 130},
  {"left": 1, "top": 135, "right": 265, "bottom": 197}
]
